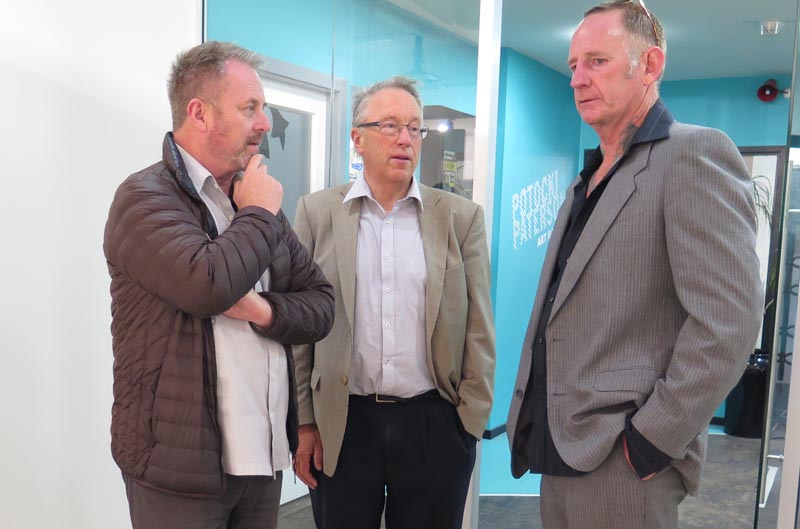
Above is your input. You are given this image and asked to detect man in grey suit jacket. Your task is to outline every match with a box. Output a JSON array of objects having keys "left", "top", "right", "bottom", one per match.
[
  {"left": 292, "top": 76, "right": 495, "bottom": 529},
  {"left": 507, "top": 3, "right": 763, "bottom": 528}
]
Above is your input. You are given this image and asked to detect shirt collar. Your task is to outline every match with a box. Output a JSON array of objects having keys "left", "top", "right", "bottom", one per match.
[
  {"left": 175, "top": 144, "right": 216, "bottom": 193},
  {"left": 581, "top": 98, "right": 674, "bottom": 183},
  {"left": 343, "top": 173, "right": 424, "bottom": 211}
]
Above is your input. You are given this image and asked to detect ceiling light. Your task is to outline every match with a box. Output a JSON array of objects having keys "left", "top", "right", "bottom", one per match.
[
  {"left": 437, "top": 121, "right": 451, "bottom": 133},
  {"left": 761, "top": 20, "right": 781, "bottom": 36}
]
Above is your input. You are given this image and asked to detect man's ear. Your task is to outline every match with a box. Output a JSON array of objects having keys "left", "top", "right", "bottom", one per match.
[
  {"left": 642, "top": 46, "right": 665, "bottom": 86},
  {"left": 351, "top": 128, "right": 365, "bottom": 155},
  {"left": 186, "top": 97, "right": 211, "bottom": 132}
]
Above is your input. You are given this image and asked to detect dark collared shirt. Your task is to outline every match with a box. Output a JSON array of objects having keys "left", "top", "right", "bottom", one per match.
[{"left": 518, "top": 99, "right": 674, "bottom": 477}]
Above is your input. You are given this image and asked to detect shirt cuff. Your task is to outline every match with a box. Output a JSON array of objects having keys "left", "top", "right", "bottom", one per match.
[{"left": 624, "top": 415, "right": 671, "bottom": 478}]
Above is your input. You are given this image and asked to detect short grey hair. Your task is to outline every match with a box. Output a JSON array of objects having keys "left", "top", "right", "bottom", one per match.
[
  {"left": 585, "top": 1, "right": 667, "bottom": 80},
  {"left": 351, "top": 76, "right": 423, "bottom": 126},
  {"left": 167, "top": 41, "right": 262, "bottom": 129}
]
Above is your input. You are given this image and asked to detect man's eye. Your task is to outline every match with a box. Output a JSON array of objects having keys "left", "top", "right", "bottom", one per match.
[
  {"left": 408, "top": 125, "right": 420, "bottom": 133},
  {"left": 381, "top": 122, "right": 398, "bottom": 131}
]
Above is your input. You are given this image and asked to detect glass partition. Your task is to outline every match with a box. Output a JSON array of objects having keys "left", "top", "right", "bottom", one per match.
[
  {"left": 205, "top": 0, "right": 482, "bottom": 521},
  {"left": 332, "top": 0, "right": 480, "bottom": 195}
]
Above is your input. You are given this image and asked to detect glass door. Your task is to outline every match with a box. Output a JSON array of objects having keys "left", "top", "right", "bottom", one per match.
[{"left": 759, "top": 153, "right": 800, "bottom": 528}]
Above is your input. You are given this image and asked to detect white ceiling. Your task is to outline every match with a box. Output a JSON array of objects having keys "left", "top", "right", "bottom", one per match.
[{"left": 393, "top": 0, "right": 799, "bottom": 81}]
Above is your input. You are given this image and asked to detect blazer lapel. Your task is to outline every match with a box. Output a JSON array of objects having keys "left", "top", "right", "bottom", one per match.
[
  {"left": 524, "top": 182, "right": 575, "bottom": 340},
  {"left": 549, "top": 144, "right": 649, "bottom": 321},
  {"left": 332, "top": 190, "right": 360, "bottom": 338},
  {"left": 420, "top": 188, "right": 449, "bottom": 346}
]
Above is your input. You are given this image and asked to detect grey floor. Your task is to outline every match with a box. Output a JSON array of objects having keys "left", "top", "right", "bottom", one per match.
[{"left": 277, "top": 433, "right": 777, "bottom": 529}]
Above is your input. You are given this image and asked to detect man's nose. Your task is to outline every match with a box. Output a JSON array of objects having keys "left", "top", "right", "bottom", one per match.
[
  {"left": 570, "top": 67, "right": 588, "bottom": 89},
  {"left": 396, "top": 124, "right": 412, "bottom": 145},
  {"left": 256, "top": 108, "right": 271, "bottom": 133}
]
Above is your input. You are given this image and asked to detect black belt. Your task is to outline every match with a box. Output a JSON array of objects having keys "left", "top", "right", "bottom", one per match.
[{"left": 350, "top": 389, "right": 440, "bottom": 404}]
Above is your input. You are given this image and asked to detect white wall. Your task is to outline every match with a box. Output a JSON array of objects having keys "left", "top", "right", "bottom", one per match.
[{"left": 0, "top": 2, "right": 201, "bottom": 527}]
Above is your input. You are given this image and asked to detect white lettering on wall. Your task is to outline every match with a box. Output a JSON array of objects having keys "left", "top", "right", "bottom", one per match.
[{"left": 511, "top": 171, "right": 560, "bottom": 249}]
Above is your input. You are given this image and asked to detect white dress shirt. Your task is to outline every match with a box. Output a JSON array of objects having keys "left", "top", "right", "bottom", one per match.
[
  {"left": 177, "top": 145, "right": 290, "bottom": 476},
  {"left": 343, "top": 174, "right": 435, "bottom": 397}
]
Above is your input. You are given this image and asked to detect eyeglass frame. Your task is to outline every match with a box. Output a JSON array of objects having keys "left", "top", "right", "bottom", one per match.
[{"left": 356, "top": 120, "right": 429, "bottom": 140}]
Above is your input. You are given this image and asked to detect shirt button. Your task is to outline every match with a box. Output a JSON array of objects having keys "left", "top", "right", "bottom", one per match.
[
  {"left": 385, "top": 323, "right": 391, "bottom": 328},
  {"left": 537, "top": 337, "right": 544, "bottom": 344},
  {"left": 515, "top": 389, "right": 524, "bottom": 399},
  {"left": 384, "top": 254, "right": 391, "bottom": 260},
  {"left": 548, "top": 296, "right": 555, "bottom": 303},
  {"left": 341, "top": 376, "right": 349, "bottom": 385},
  {"left": 384, "top": 287, "right": 391, "bottom": 293}
]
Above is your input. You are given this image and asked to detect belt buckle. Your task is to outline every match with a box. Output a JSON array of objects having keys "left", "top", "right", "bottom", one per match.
[{"left": 374, "top": 394, "right": 396, "bottom": 403}]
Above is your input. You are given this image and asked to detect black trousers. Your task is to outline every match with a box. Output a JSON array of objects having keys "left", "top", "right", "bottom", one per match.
[{"left": 309, "top": 394, "right": 477, "bottom": 529}]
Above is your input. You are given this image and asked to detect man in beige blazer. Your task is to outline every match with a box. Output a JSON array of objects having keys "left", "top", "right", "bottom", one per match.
[
  {"left": 292, "top": 76, "right": 495, "bottom": 529},
  {"left": 507, "top": 3, "right": 763, "bottom": 529}
]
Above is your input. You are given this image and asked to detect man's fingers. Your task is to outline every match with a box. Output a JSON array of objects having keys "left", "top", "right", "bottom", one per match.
[
  {"left": 294, "top": 454, "right": 318, "bottom": 489},
  {"left": 246, "top": 153, "right": 265, "bottom": 171}
]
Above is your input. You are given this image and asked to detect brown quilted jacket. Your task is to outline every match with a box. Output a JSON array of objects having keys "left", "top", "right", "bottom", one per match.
[{"left": 103, "top": 133, "right": 334, "bottom": 496}]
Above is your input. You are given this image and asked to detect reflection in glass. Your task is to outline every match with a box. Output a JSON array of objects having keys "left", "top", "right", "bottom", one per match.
[
  {"left": 767, "top": 151, "right": 800, "bottom": 529},
  {"left": 421, "top": 107, "right": 475, "bottom": 199},
  {"left": 259, "top": 106, "right": 312, "bottom": 224}
]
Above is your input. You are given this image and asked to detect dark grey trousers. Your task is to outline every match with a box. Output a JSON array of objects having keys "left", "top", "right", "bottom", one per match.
[
  {"left": 123, "top": 472, "right": 282, "bottom": 529},
  {"left": 540, "top": 442, "right": 686, "bottom": 529}
]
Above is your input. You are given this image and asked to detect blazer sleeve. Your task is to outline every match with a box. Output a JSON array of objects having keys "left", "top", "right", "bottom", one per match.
[
  {"left": 631, "top": 128, "right": 763, "bottom": 458},
  {"left": 290, "top": 195, "right": 318, "bottom": 426},
  {"left": 456, "top": 204, "right": 497, "bottom": 439}
]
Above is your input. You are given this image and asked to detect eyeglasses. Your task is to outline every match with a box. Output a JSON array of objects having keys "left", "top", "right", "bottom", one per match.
[
  {"left": 626, "top": 0, "right": 661, "bottom": 49},
  {"left": 357, "top": 120, "right": 429, "bottom": 140}
]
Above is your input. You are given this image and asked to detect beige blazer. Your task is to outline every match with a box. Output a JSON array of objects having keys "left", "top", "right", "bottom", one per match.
[
  {"left": 507, "top": 122, "right": 763, "bottom": 494},
  {"left": 293, "top": 183, "right": 496, "bottom": 476}
]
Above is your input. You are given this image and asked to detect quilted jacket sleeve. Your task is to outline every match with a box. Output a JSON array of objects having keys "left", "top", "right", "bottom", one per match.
[
  {"left": 103, "top": 171, "right": 284, "bottom": 318},
  {"left": 254, "top": 210, "right": 335, "bottom": 345}
]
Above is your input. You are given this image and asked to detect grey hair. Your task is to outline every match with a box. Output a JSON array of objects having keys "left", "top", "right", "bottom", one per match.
[
  {"left": 585, "top": 1, "right": 667, "bottom": 80},
  {"left": 167, "top": 41, "right": 262, "bottom": 129},
  {"left": 351, "top": 76, "right": 423, "bottom": 126}
]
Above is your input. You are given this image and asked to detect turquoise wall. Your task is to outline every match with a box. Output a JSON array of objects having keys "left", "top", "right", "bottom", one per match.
[{"left": 580, "top": 74, "right": 793, "bottom": 153}]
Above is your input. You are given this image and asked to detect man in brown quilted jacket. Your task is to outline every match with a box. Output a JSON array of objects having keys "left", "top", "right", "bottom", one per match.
[{"left": 103, "top": 41, "right": 335, "bottom": 529}]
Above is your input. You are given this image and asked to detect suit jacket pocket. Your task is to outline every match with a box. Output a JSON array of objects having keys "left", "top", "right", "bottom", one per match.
[{"left": 594, "top": 367, "right": 663, "bottom": 394}]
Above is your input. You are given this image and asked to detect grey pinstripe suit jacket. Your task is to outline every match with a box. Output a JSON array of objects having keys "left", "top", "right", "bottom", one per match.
[{"left": 506, "top": 121, "right": 763, "bottom": 494}]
